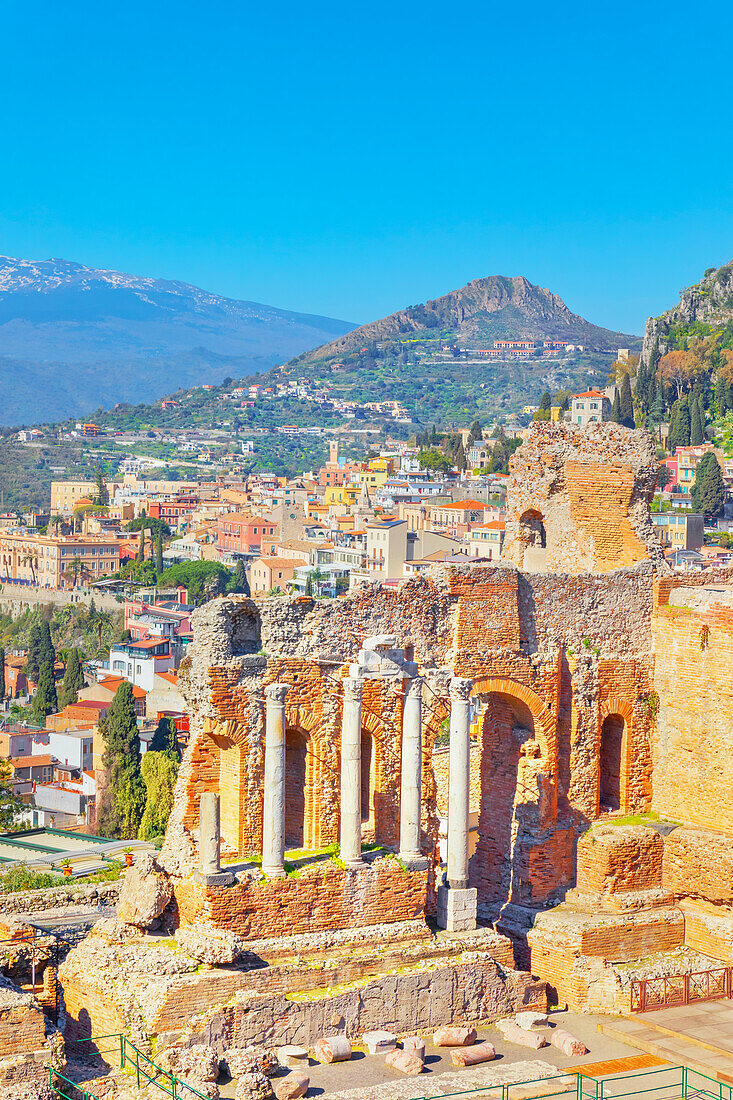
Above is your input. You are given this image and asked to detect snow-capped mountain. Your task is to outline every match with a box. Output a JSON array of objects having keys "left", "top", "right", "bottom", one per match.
[{"left": 0, "top": 256, "right": 354, "bottom": 424}]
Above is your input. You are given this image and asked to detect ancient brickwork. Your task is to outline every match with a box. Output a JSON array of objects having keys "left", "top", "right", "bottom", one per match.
[
  {"left": 652, "top": 581, "right": 733, "bottom": 832},
  {"left": 575, "top": 826, "right": 663, "bottom": 898},
  {"left": 174, "top": 856, "right": 428, "bottom": 937},
  {"left": 502, "top": 422, "right": 665, "bottom": 575}
]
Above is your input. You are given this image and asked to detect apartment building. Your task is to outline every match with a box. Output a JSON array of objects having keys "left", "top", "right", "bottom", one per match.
[
  {"left": 216, "top": 514, "right": 277, "bottom": 554},
  {"left": 50, "top": 480, "right": 119, "bottom": 515},
  {"left": 571, "top": 391, "right": 611, "bottom": 427},
  {"left": 0, "top": 532, "right": 120, "bottom": 588}
]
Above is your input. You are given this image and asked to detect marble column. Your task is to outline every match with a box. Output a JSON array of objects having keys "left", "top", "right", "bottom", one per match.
[
  {"left": 436, "top": 676, "right": 477, "bottom": 931},
  {"left": 399, "top": 675, "right": 423, "bottom": 862},
  {"left": 447, "top": 676, "right": 473, "bottom": 888},
  {"left": 262, "top": 682, "right": 288, "bottom": 877},
  {"left": 195, "top": 791, "right": 234, "bottom": 885},
  {"left": 340, "top": 675, "right": 364, "bottom": 868}
]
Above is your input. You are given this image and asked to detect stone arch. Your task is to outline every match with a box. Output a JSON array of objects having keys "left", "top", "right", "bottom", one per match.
[
  {"left": 598, "top": 697, "right": 633, "bottom": 815},
  {"left": 285, "top": 704, "right": 331, "bottom": 851},
  {"left": 203, "top": 718, "right": 250, "bottom": 854},
  {"left": 518, "top": 509, "right": 547, "bottom": 572},
  {"left": 470, "top": 677, "right": 559, "bottom": 908},
  {"left": 470, "top": 677, "right": 557, "bottom": 765}
]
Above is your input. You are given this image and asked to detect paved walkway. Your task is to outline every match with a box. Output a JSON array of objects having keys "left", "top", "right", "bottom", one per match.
[
  {"left": 216, "top": 1010, "right": 652, "bottom": 1099},
  {"left": 600, "top": 1001, "right": 733, "bottom": 1082}
]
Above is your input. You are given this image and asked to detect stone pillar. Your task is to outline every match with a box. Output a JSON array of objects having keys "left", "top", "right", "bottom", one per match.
[
  {"left": 340, "top": 676, "right": 364, "bottom": 868},
  {"left": 447, "top": 676, "right": 473, "bottom": 889},
  {"left": 399, "top": 675, "right": 424, "bottom": 863},
  {"left": 437, "top": 676, "right": 477, "bottom": 931},
  {"left": 195, "top": 791, "right": 234, "bottom": 885},
  {"left": 262, "top": 682, "right": 288, "bottom": 877}
]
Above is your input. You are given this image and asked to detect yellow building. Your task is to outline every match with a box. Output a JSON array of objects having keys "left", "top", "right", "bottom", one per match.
[
  {"left": 0, "top": 532, "right": 120, "bottom": 588},
  {"left": 324, "top": 485, "right": 360, "bottom": 508},
  {"left": 50, "top": 481, "right": 117, "bottom": 515}
]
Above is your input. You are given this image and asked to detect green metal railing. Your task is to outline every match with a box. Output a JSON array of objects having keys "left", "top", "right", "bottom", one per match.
[{"left": 50, "top": 1034, "right": 733, "bottom": 1100}]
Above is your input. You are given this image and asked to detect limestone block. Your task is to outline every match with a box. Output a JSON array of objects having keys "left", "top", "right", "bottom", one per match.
[
  {"left": 550, "top": 1029, "right": 588, "bottom": 1056},
  {"left": 450, "top": 1041, "right": 496, "bottom": 1066},
  {"left": 436, "top": 885, "right": 477, "bottom": 932},
  {"left": 433, "top": 1026, "right": 477, "bottom": 1047},
  {"left": 496, "top": 1020, "right": 547, "bottom": 1049},
  {"left": 314, "top": 1036, "right": 351, "bottom": 1063},
  {"left": 234, "top": 1071, "right": 274, "bottom": 1100},
  {"left": 515, "top": 1012, "right": 549, "bottom": 1030},
  {"left": 276, "top": 1046, "right": 309, "bottom": 1070},
  {"left": 223, "top": 1046, "right": 279, "bottom": 1078},
  {"left": 362, "top": 1030, "right": 397, "bottom": 1054},
  {"left": 174, "top": 923, "right": 246, "bottom": 965},
  {"left": 274, "top": 1073, "right": 310, "bottom": 1100},
  {"left": 158, "top": 1044, "right": 219, "bottom": 1082},
  {"left": 88, "top": 918, "right": 140, "bottom": 945},
  {"left": 116, "top": 852, "right": 172, "bottom": 928},
  {"left": 384, "top": 1048, "right": 424, "bottom": 1075},
  {"left": 402, "top": 1036, "right": 426, "bottom": 1058}
]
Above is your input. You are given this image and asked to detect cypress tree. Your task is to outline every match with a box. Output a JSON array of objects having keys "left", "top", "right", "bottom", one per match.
[
  {"left": 32, "top": 659, "right": 58, "bottom": 722},
  {"left": 137, "top": 520, "right": 146, "bottom": 562},
  {"left": 540, "top": 391, "right": 552, "bottom": 411},
  {"left": 690, "top": 399, "right": 704, "bottom": 446},
  {"left": 149, "top": 715, "right": 181, "bottom": 760},
  {"left": 619, "top": 374, "right": 635, "bottom": 429},
  {"left": 227, "top": 559, "right": 250, "bottom": 596},
  {"left": 691, "top": 452, "right": 726, "bottom": 517},
  {"left": 59, "top": 648, "right": 84, "bottom": 708},
  {"left": 668, "top": 398, "right": 691, "bottom": 450},
  {"left": 155, "top": 530, "right": 163, "bottom": 577},
  {"left": 138, "top": 751, "right": 179, "bottom": 841},
  {"left": 610, "top": 391, "right": 621, "bottom": 423},
  {"left": 0, "top": 648, "right": 5, "bottom": 700},
  {"left": 100, "top": 682, "right": 145, "bottom": 839},
  {"left": 25, "top": 621, "right": 43, "bottom": 683}
]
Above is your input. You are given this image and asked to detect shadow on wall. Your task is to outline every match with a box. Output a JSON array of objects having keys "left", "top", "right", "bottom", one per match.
[
  {"left": 520, "top": 509, "right": 547, "bottom": 573},
  {"left": 230, "top": 601, "right": 262, "bottom": 656}
]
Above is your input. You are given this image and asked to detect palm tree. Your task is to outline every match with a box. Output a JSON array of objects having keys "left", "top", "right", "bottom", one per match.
[
  {"left": 62, "top": 556, "right": 83, "bottom": 589},
  {"left": 88, "top": 606, "right": 112, "bottom": 649},
  {"left": 20, "top": 552, "right": 37, "bottom": 586}
]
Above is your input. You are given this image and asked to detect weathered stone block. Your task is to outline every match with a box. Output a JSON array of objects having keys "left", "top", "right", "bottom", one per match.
[{"left": 436, "top": 886, "right": 477, "bottom": 932}]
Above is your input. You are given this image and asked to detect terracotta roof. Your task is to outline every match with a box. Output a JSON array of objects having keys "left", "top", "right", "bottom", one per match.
[
  {"left": 97, "top": 677, "right": 147, "bottom": 699},
  {"left": 435, "top": 499, "right": 487, "bottom": 510},
  {"left": 472, "top": 520, "right": 506, "bottom": 530},
  {"left": 573, "top": 390, "right": 607, "bottom": 399},
  {"left": 156, "top": 671, "right": 179, "bottom": 685},
  {"left": 10, "top": 755, "right": 55, "bottom": 769}
]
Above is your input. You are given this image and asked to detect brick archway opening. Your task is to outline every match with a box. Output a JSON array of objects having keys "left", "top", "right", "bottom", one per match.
[
  {"left": 600, "top": 713, "right": 625, "bottom": 812},
  {"left": 361, "top": 730, "right": 373, "bottom": 824},
  {"left": 285, "top": 727, "right": 311, "bottom": 848},
  {"left": 519, "top": 509, "right": 547, "bottom": 572},
  {"left": 475, "top": 692, "right": 545, "bottom": 906}
]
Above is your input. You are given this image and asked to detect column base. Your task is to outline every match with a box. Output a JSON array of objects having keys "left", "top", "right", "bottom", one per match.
[
  {"left": 344, "top": 858, "right": 366, "bottom": 870},
  {"left": 194, "top": 870, "right": 235, "bottom": 886},
  {"left": 398, "top": 853, "right": 430, "bottom": 871},
  {"left": 436, "top": 884, "right": 477, "bottom": 932},
  {"left": 261, "top": 866, "right": 287, "bottom": 879}
]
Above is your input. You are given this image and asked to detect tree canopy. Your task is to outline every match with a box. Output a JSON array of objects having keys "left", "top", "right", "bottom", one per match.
[{"left": 691, "top": 452, "right": 726, "bottom": 517}]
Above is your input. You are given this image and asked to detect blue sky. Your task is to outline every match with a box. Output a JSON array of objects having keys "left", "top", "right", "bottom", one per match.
[{"left": 1, "top": 0, "right": 731, "bottom": 335}]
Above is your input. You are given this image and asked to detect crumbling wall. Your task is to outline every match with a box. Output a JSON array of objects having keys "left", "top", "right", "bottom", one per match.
[
  {"left": 502, "top": 422, "right": 666, "bottom": 575},
  {"left": 652, "top": 582, "right": 733, "bottom": 832}
]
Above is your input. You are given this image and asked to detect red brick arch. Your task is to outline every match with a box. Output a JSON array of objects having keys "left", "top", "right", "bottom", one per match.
[{"left": 470, "top": 676, "right": 557, "bottom": 764}]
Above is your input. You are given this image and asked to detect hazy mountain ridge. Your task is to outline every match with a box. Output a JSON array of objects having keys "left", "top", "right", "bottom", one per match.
[
  {"left": 0, "top": 256, "right": 354, "bottom": 424},
  {"left": 293, "top": 274, "right": 638, "bottom": 366}
]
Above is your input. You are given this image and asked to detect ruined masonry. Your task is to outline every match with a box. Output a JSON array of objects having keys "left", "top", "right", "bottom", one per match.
[{"left": 58, "top": 421, "right": 733, "bottom": 1053}]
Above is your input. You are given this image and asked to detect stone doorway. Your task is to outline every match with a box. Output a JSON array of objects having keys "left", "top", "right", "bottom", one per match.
[{"left": 600, "top": 714, "right": 625, "bottom": 812}]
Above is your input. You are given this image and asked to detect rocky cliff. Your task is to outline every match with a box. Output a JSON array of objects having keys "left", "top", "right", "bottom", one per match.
[{"left": 640, "top": 259, "right": 733, "bottom": 368}]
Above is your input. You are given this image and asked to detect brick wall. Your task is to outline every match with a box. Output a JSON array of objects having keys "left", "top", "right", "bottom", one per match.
[
  {"left": 576, "top": 826, "right": 663, "bottom": 897},
  {"left": 175, "top": 856, "right": 428, "bottom": 938}
]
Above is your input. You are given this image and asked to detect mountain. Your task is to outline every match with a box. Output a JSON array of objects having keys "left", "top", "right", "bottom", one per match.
[
  {"left": 0, "top": 256, "right": 355, "bottom": 424},
  {"left": 293, "top": 274, "right": 638, "bottom": 366},
  {"left": 640, "top": 259, "right": 733, "bottom": 368}
]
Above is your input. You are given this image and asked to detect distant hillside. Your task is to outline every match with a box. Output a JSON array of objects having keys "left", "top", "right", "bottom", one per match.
[
  {"left": 280, "top": 274, "right": 640, "bottom": 427},
  {"left": 640, "top": 259, "right": 733, "bottom": 368},
  {"left": 295, "top": 274, "right": 637, "bottom": 364},
  {"left": 0, "top": 256, "right": 354, "bottom": 424}
]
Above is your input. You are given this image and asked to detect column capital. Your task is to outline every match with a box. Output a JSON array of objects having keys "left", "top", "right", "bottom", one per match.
[
  {"left": 450, "top": 676, "right": 473, "bottom": 701},
  {"left": 405, "top": 675, "right": 423, "bottom": 700},
  {"left": 265, "top": 682, "right": 288, "bottom": 704},
  {"left": 343, "top": 676, "right": 364, "bottom": 701}
]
